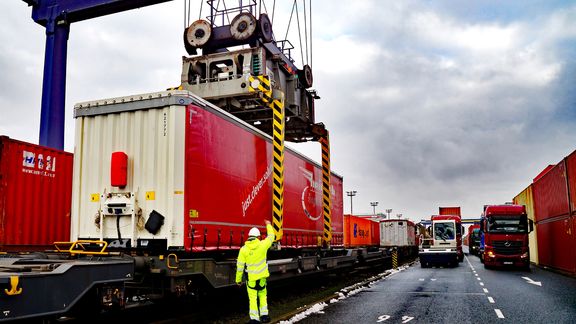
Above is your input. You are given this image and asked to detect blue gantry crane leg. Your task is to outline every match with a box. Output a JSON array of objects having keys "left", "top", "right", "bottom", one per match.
[{"left": 23, "top": 0, "right": 174, "bottom": 149}]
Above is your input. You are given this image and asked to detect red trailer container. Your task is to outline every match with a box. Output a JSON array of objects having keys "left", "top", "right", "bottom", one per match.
[
  {"left": 0, "top": 136, "right": 73, "bottom": 250},
  {"left": 72, "top": 91, "right": 344, "bottom": 251},
  {"left": 343, "top": 215, "right": 379, "bottom": 247},
  {"left": 532, "top": 162, "right": 570, "bottom": 222},
  {"left": 439, "top": 207, "right": 461, "bottom": 216}
]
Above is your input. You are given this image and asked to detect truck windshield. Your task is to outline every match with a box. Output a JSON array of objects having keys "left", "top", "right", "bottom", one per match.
[
  {"left": 434, "top": 222, "right": 455, "bottom": 240},
  {"left": 486, "top": 215, "right": 527, "bottom": 233},
  {"left": 470, "top": 228, "right": 481, "bottom": 242}
]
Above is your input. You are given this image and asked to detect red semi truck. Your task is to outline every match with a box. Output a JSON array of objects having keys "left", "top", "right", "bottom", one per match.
[
  {"left": 467, "top": 223, "right": 481, "bottom": 256},
  {"left": 480, "top": 204, "right": 532, "bottom": 269},
  {"left": 419, "top": 214, "right": 464, "bottom": 267}
]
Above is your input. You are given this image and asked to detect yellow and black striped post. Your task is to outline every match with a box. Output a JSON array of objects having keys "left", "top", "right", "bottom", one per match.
[
  {"left": 248, "top": 75, "right": 284, "bottom": 241},
  {"left": 320, "top": 133, "right": 332, "bottom": 245},
  {"left": 392, "top": 248, "right": 398, "bottom": 269},
  {"left": 248, "top": 75, "right": 272, "bottom": 103},
  {"left": 270, "top": 95, "right": 285, "bottom": 241}
]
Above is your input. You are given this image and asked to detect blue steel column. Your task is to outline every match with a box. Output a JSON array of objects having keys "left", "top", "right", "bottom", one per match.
[{"left": 39, "top": 14, "right": 69, "bottom": 150}]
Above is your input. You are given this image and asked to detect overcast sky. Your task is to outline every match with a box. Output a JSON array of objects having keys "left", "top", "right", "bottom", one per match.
[{"left": 2, "top": 0, "right": 575, "bottom": 221}]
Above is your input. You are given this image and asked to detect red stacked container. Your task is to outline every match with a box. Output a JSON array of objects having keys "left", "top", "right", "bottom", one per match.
[{"left": 0, "top": 136, "right": 73, "bottom": 251}]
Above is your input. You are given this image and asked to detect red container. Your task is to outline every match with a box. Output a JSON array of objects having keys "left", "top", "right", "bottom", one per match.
[
  {"left": 183, "top": 104, "right": 344, "bottom": 251},
  {"left": 439, "top": 207, "right": 461, "bottom": 216},
  {"left": 533, "top": 164, "right": 555, "bottom": 182},
  {"left": 536, "top": 216, "right": 576, "bottom": 273},
  {"left": 0, "top": 136, "right": 73, "bottom": 250},
  {"left": 343, "top": 215, "right": 379, "bottom": 247},
  {"left": 533, "top": 161, "right": 570, "bottom": 222},
  {"left": 565, "top": 151, "right": 576, "bottom": 214}
]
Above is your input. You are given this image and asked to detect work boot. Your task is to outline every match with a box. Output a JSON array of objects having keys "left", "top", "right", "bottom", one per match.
[{"left": 260, "top": 315, "right": 271, "bottom": 323}]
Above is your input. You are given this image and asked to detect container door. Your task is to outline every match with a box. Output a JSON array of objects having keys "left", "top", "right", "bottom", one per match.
[{"left": 537, "top": 216, "right": 576, "bottom": 273}]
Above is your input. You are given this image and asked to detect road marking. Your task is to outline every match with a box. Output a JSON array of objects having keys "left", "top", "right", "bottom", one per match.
[
  {"left": 495, "top": 309, "right": 505, "bottom": 318},
  {"left": 479, "top": 282, "right": 484, "bottom": 286},
  {"left": 377, "top": 315, "right": 414, "bottom": 323},
  {"left": 474, "top": 273, "right": 478, "bottom": 276},
  {"left": 488, "top": 296, "right": 495, "bottom": 303},
  {"left": 377, "top": 315, "right": 391, "bottom": 322},
  {"left": 418, "top": 278, "right": 425, "bottom": 281},
  {"left": 521, "top": 276, "right": 542, "bottom": 287},
  {"left": 476, "top": 277, "right": 481, "bottom": 281},
  {"left": 430, "top": 278, "right": 437, "bottom": 281},
  {"left": 483, "top": 288, "right": 489, "bottom": 293},
  {"left": 384, "top": 291, "right": 486, "bottom": 295}
]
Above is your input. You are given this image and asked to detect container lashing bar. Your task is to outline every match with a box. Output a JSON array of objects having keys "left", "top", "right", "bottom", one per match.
[{"left": 320, "top": 132, "right": 332, "bottom": 245}]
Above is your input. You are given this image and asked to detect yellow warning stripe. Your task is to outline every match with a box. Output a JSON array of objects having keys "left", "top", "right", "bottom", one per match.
[
  {"left": 320, "top": 133, "right": 332, "bottom": 244},
  {"left": 248, "top": 75, "right": 273, "bottom": 103},
  {"left": 271, "top": 98, "right": 285, "bottom": 241}
]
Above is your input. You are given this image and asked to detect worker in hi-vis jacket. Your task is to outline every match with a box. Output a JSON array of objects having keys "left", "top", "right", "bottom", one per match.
[{"left": 236, "top": 220, "right": 274, "bottom": 324}]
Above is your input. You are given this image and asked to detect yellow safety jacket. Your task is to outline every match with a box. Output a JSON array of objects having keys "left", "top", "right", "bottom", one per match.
[{"left": 236, "top": 224, "right": 275, "bottom": 283}]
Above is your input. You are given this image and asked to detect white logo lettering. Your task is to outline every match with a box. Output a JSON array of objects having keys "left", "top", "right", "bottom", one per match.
[
  {"left": 21, "top": 150, "right": 57, "bottom": 177},
  {"left": 242, "top": 165, "right": 273, "bottom": 217},
  {"left": 23, "top": 151, "right": 35, "bottom": 167},
  {"left": 38, "top": 154, "right": 44, "bottom": 169}
]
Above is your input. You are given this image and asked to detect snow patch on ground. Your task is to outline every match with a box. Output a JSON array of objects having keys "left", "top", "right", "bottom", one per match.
[{"left": 280, "top": 264, "right": 411, "bottom": 323}]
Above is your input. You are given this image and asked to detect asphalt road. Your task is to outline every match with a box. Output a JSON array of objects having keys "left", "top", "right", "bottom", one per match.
[{"left": 295, "top": 252, "right": 576, "bottom": 323}]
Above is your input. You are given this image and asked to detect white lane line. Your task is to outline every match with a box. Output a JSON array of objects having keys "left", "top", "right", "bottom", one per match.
[
  {"left": 488, "top": 296, "right": 495, "bottom": 303},
  {"left": 479, "top": 282, "right": 484, "bottom": 286},
  {"left": 476, "top": 277, "right": 481, "bottom": 281},
  {"left": 495, "top": 309, "right": 505, "bottom": 318},
  {"left": 483, "top": 288, "right": 489, "bottom": 293},
  {"left": 418, "top": 278, "right": 425, "bottom": 281},
  {"left": 474, "top": 273, "right": 478, "bottom": 276}
]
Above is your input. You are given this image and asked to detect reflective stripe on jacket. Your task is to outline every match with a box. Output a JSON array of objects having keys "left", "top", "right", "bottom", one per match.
[{"left": 236, "top": 224, "right": 275, "bottom": 283}]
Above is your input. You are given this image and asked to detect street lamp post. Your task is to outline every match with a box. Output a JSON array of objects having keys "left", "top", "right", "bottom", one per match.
[
  {"left": 397, "top": 213, "right": 403, "bottom": 219},
  {"left": 370, "top": 202, "right": 379, "bottom": 215},
  {"left": 385, "top": 209, "right": 392, "bottom": 219},
  {"left": 346, "top": 190, "right": 357, "bottom": 215}
]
